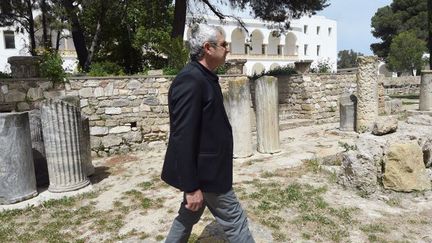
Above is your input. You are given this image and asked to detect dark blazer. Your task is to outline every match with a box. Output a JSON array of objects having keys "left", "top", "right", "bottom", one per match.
[{"left": 161, "top": 61, "right": 233, "bottom": 193}]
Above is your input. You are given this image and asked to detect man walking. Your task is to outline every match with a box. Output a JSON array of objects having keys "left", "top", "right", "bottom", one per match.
[{"left": 161, "top": 24, "right": 255, "bottom": 243}]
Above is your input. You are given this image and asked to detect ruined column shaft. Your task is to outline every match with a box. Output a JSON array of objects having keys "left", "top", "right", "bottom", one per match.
[
  {"left": 29, "top": 109, "right": 49, "bottom": 186},
  {"left": 419, "top": 70, "right": 432, "bottom": 111},
  {"left": 0, "top": 112, "right": 38, "bottom": 204},
  {"left": 229, "top": 77, "right": 253, "bottom": 158},
  {"left": 255, "top": 76, "right": 280, "bottom": 153},
  {"left": 339, "top": 94, "right": 357, "bottom": 131},
  {"left": 356, "top": 56, "right": 379, "bottom": 133},
  {"left": 41, "top": 99, "right": 90, "bottom": 192}
]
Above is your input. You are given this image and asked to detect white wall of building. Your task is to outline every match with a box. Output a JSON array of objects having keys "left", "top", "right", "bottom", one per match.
[
  {"left": 184, "top": 15, "right": 337, "bottom": 75},
  {"left": 0, "top": 26, "right": 31, "bottom": 73}
]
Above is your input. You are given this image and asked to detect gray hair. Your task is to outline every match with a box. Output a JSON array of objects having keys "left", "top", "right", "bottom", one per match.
[{"left": 188, "top": 24, "right": 223, "bottom": 61}]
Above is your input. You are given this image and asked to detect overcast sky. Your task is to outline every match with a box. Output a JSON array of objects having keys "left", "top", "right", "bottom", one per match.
[{"left": 319, "top": 0, "right": 393, "bottom": 55}]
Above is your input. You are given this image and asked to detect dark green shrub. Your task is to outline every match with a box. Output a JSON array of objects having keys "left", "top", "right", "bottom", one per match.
[
  {"left": 249, "top": 65, "right": 297, "bottom": 80},
  {"left": 0, "top": 71, "right": 12, "bottom": 79},
  {"left": 88, "top": 61, "right": 125, "bottom": 76},
  {"left": 39, "top": 51, "right": 67, "bottom": 82}
]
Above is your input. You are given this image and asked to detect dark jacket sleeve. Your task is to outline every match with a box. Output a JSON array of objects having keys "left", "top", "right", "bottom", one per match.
[{"left": 169, "top": 77, "right": 202, "bottom": 192}]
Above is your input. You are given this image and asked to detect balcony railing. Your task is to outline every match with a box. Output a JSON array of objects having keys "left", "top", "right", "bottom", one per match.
[{"left": 227, "top": 53, "right": 299, "bottom": 61}]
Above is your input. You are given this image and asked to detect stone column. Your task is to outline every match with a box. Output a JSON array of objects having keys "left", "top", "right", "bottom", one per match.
[
  {"left": 0, "top": 112, "right": 38, "bottom": 204},
  {"left": 29, "top": 109, "right": 49, "bottom": 186},
  {"left": 229, "top": 77, "right": 253, "bottom": 158},
  {"left": 419, "top": 70, "right": 432, "bottom": 111},
  {"left": 81, "top": 117, "right": 94, "bottom": 176},
  {"left": 41, "top": 99, "right": 90, "bottom": 192},
  {"left": 356, "top": 56, "right": 379, "bottom": 133},
  {"left": 339, "top": 94, "right": 357, "bottom": 131},
  {"left": 255, "top": 76, "right": 280, "bottom": 153}
]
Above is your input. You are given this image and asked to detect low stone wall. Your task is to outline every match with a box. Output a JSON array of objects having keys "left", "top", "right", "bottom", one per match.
[
  {"left": 0, "top": 71, "right": 373, "bottom": 155},
  {"left": 276, "top": 73, "right": 357, "bottom": 123},
  {"left": 382, "top": 76, "right": 420, "bottom": 96}
]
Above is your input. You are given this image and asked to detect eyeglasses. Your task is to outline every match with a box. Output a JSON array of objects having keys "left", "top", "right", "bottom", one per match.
[{"left": 211, "top": 41, "right": 228, "bottom": 49}]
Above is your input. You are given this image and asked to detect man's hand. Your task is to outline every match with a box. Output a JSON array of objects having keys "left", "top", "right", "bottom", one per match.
[{"left": 185, "top": 189, "right": 204, "bottom": 211}]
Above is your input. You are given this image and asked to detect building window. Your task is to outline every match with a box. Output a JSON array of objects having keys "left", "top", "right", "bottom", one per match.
[
  {"left": 303, "top": 25, "right": 308, "bottom": 34},
  {"left": 244, "top": 44, "right": 248, "bottom": 54},
  {"left": 317, "top": 45, "right": 320, "bottom": 56},
  {"left": 304, "top": 44, "right": 308, "bottom": 56},
  {"left": 262, "top": 44, "right": 266, "bottom": 54},
  {"left": 316, "top": 26, "right": 320, "bottom": 35},
  {"left": 296, "top": 45, "right": 299, "bottom": 55},
  {"left": 4, "top": 31, "right": 15, "bottom": 49},
  {"left": 328, "top": 27, "right": 332, "bottom": 36},
  {"left": 277, "top": 45, "right": 282, "bottom": 55}
]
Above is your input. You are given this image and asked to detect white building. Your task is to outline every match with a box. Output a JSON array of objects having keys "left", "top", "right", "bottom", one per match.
[
  {"left": 184, "top": 15, "right": 337, "bottom": 75},
  {"left": 0, "top": 26, "right": 31, "bottom": 73}
]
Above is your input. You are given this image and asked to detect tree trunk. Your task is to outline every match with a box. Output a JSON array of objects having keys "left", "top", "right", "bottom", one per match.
[
  {"left": 25, "top": 0, "right": 36, "bottom": 55},
  {"left": 171, "top": 0, "right": 187, "bottom": 39},
  {"left": 62, "top": 0, "right": 89, "bottom": 71},
  {"left": 85, "top": 20, "right": 102, "bottom": 69},
  {"left": 41, "top": 0, "right": 50, "bottom": 49},
  {"left": 428, "top": 0, "right": 432, "bottom": 69}
]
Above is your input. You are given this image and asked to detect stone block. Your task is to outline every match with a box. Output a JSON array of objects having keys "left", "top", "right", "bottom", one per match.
[
  {"left": 1, "top": 85, "right": 8, "bottom": 94},
  {"left": 90, "top": 126, "right": 109, "bottom": 135},
  {"left": 5, "top": 90, "right": 26, "bottom": 102},
  {"left": 17, "top": 102, "right": 30, "bottom": 111},
  {"left": 112, "top": 99, "right": 130, "bottom": 107},
  {"left": 407, "top": 115, "right": 432, "bottom": 126},
  {"left": 79, "top": 88, "right": 93, "bottom": 98},
  {"left": 105, "top": 107, "right": 122, "bottom": 114},
  {"left": 27, "top": 87, "right": 44, "bottom": 101},
  {"left": 101, "top": 135, "right": 123, "bottom": 148},
  {"left": 39, "top": 81, "right": 53, "bottom": 91},
  {"left": 94, "top": 87, "right": 104, "bottom": 97},
  {"left": 83, "top": 80, "right": 100, "bottom": 87},
  {"left": 127, "top": 80, "right": 142, "bottom": 90},
  {"left": 109, "top": 126, "right": 131, "bottom": 134},
  {"left": 383, "top": 142, "right": 431, "bottom": 192},
  {"left": 143, "top": 97, "right": 159, "bottom": 106},
  {"left": 122, "top": 131, "right": 143, "bottom": 143},
  {"left": 372, "top": 116, "right": 398, "bottom": 135},
  {"left": 44, "top": 90, "right": 66, "bottom": 99}
]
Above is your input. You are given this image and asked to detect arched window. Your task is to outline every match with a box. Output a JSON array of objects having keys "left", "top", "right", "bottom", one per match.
[
  {"left": 285, "top": 32, "right": 297, "bottom": 56},
  {"left": 231, "top": 28, "right": 246, "bottom": 55}
]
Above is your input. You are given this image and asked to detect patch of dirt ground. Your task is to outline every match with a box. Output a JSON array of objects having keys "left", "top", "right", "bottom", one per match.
[{"left": 1, "top": 123, "right": 432, "bottom": 242}]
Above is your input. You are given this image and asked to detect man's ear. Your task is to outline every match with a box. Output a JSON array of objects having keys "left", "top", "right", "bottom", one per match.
[{"left": 203, "top": 42, "right": 212, "bottom": 54}]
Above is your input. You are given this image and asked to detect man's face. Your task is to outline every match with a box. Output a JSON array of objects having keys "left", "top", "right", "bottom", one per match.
[{"left": 210, "top": 32, "right": 229, "bottom": 68}]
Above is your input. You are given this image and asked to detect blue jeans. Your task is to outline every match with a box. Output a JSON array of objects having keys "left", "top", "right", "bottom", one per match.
[{"left": 165, "top": 189, "right": 255, "bottom": 243}]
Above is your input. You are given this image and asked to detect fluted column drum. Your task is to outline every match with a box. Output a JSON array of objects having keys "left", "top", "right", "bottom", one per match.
[
  {"left": 255, "top": 76, "right": 281, "bottom": 154},
  {"left": 0, "top": 112, "right": 38, "bottom": 204},
  {"left": 41, "top": 99, "right": 90, "bottom": 192}
]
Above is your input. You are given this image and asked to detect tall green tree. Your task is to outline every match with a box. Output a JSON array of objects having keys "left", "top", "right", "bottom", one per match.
[
  {"left": 371, "top": 0, "right": 427, "bottom": 59},
  {"left": 337, "top": 49, "right": 364, "bottom": 69},
  {"left": 171, "top": 0, "right": 330, "bottom": 39},
  {"left": 387, "top": 31, "right": 426, "bottom": 75}
]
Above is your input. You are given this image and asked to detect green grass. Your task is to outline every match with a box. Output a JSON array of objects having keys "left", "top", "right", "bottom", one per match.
[{"left": 246, "top": 180, "right": 357, "bottom": 242}]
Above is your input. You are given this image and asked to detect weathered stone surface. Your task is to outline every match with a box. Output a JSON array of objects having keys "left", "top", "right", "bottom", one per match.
[
  {"left": 109, "top": 126, "right": 131, "bottom": 134},
  {"left": 94, "top": 87, "right": 104, "bottom": 97},
  {"left": 356, "top": 56, "right": 379, "bottom": 133},
  {"left": 101, "top": 135, "right": 123, "bottom": 147},
  {"left": 44, "top": 90, "right": 66, "bottom": 99},
  {"left": 372, "top": 116, "right": 398, "bottom": 135},
  {"left": 17, "top": 102, "right": 30, "bottom": 111},
  {"left": 419, "top": 70, "right": 432, "bottom": 111},
  {"left": 105, "top": 107, "right": 122, "bottom": 115},
  {"left": 79, "top": 88, "right": 93, "bottom": 98},
  {"left": 229, "top": 76, "right": 253, "bottom": 158},
  {"left": 148, "top": 69, "right": 163, "bottom": 75},
  {"left": 255, "top": 76, "right": 280, "bottom": 153},
  {"left": 5, "top": 90, "right": 26, "bottom": 102},
  {"left": 407, "top": 115, "right": 432, "bottom": 126},
  {"left": 339, "top": 94, "right": 356, "bottom": 131},
  {"left": 0, "top": 112, "right": 38, "bottom": 204},
  {"left": 383, "top": 142, "right": 431, "bottom": 192},
  {"left": 112, "top": 99, "right": 130, "bottom": 107},
  {"left": 90, "top": 126, "right": 109, "bottom": 135},
  {"left": 122, "top": 131, "right": 143, "bottom": 143},
  {"left": 338, "top": 135, "right": 385, "bottom": 195},
  {"left": 90, "top": 136, "right": 102, "bottom": 149},
  {"left": 142, "top": 97, "right": 159, "bottom": 105},
  {"left": 127, "top": 80, "right": 142, "bottom": 90},
  {"left": 41, "top": 99, "right": 90, "bottom": 192},
  {"left": 27, "top": 87, "right": 44, "bottom": 101}
]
